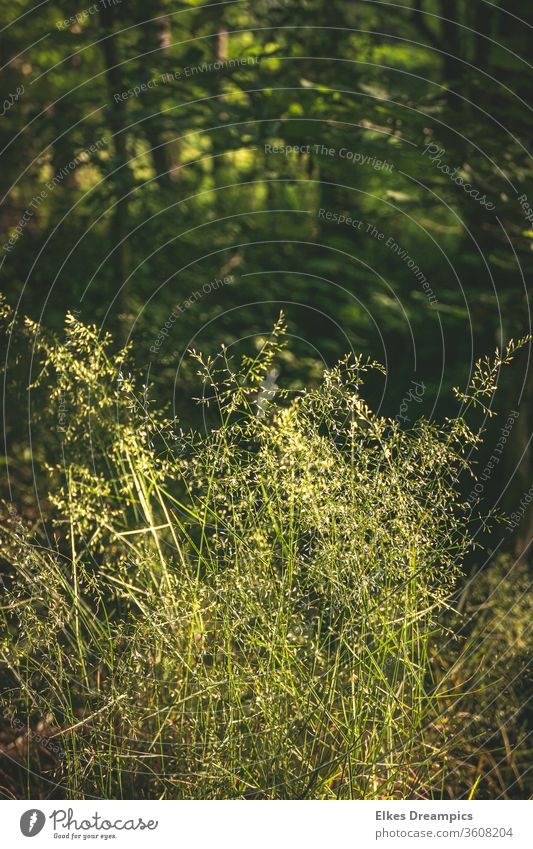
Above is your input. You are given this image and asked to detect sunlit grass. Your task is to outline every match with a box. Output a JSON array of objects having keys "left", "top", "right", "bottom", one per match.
[{"left": 0, "top": 303, "right": 529, "bottom": 798}]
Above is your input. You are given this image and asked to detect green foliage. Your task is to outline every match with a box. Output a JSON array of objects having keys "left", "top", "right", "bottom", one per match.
[
  {"left": 0, "top": 314, "right": 528, "bottom": 799},
  {"left": 1, "top": 1, "right": 531, "bottom": 801}
]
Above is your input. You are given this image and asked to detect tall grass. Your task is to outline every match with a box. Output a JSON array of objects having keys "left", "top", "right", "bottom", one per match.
[{"left": 0, "top": 306, "right": 529, "bottom": 798}]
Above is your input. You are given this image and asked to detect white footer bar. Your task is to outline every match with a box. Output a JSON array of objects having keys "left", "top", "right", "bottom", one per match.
[{"left": 4, "top": 800, "right": 532, "bottom": 848}]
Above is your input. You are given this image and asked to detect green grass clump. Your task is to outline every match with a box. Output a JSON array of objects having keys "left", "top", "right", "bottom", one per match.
[{"left": 0, "top": 310, "right": 528, "bottom": 798}]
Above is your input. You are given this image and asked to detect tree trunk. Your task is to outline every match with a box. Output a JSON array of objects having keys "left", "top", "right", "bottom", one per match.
[{"left": 99, "top": 4, "right": 134, "bottom": 338}]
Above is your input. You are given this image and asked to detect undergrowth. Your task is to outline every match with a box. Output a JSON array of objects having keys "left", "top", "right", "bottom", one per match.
[{"left": 0, "top": 304, "right": 530, "bottom": 799}]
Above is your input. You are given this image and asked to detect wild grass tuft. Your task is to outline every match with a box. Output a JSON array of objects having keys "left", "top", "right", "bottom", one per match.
[{"left": 0, "top": 308, "right": 529, "bottom": 798}]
